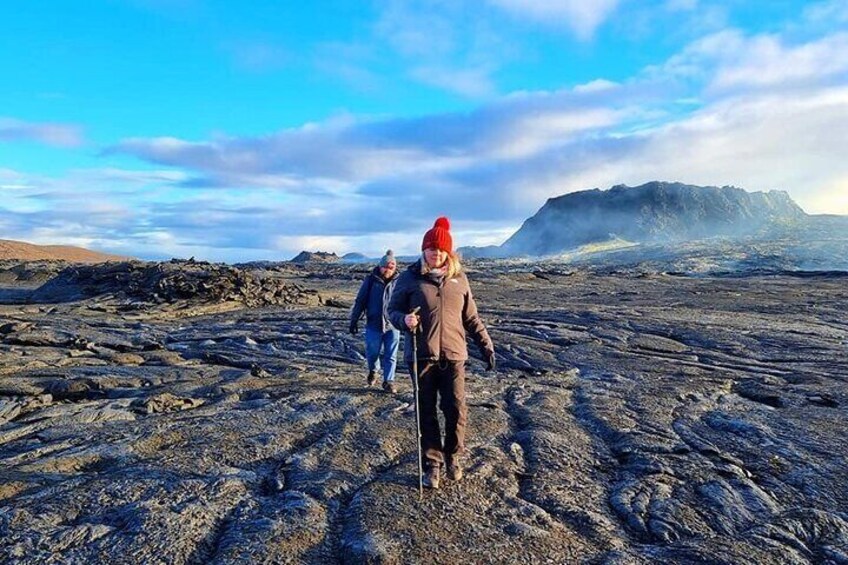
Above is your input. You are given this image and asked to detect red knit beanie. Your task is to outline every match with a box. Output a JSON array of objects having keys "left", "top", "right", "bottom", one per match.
[{"left": 421, "top": 216, "right": 453, "bottom": 252}]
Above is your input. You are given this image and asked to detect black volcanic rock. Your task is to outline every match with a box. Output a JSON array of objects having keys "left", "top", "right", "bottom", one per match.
[
  {"left": 1, "top": 263, "right": 847, "bottom": 563},
  {"left": 499, "top": 182, "right": 806, "bottom": 257},
  {"left": 0, "top": 261, "right": 67, "bottom": 286},
  {"left": 29, "top": 260, "right": 320, "bottom": 307}
]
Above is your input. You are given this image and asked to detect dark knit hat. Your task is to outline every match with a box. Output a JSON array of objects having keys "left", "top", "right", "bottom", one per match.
[
  {"left": 421, "top": 216, "right": 453, "bottom": 253},
  {"left": 379, "top": 249, "right": 396, "bottom": 267}
]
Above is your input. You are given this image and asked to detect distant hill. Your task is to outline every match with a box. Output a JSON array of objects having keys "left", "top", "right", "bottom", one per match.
[
  {"left": 289, "top": 251, "right": 341, "bottom": 264},
  {"left": 0, "top": 239, "right": 129, "bottom": 263},
  {"left": 464, "top": 182, "right": 807, "bottom": 258},
  {"left": 340, "top": 252, "right": 369, "bottom": 263}
]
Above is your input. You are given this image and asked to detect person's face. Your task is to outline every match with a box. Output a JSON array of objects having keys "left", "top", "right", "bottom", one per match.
[
  {"left": 424, "top": 247, "right": 448, "bottom": 268},
  {"left": 380, "top": 262, "right": 396, "bottom": 277}
]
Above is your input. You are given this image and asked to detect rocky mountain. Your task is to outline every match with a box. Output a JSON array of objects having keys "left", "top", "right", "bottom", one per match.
[
  {"left": 466, "top": 182, "right": 808, "bottom": 258},
  {"left": 0, "top": 239, "right": 128, "bottom": 263},
  {"left": 289, "top": 251, "right": 340, "bottom": 264}
]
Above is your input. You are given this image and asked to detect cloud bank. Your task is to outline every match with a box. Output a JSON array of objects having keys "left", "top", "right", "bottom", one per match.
[{"left": 4, "top": 7, "right": 848, "bottom": 262}]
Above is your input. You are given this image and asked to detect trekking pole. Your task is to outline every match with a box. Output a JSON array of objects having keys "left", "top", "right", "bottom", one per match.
[{"left": 410, "top": 306, "right": 423, "bottom": 500}]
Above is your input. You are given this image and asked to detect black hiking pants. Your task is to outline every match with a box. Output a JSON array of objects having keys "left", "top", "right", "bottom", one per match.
[{"left": 410, "top": 359, "right": 467, "bottom": 468}]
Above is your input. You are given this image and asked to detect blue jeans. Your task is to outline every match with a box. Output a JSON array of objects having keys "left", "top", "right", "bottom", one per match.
[{"left": 365, "top": 327, "right": 400, "bottom": 382}]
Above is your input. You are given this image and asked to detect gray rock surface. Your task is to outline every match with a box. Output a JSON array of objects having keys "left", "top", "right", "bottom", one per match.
[
  {"left": 500, "top": 182, "right": 806, "bottom": 256},
  {"left": 0, "top": 261, "right": 846, "bottom": 563}
]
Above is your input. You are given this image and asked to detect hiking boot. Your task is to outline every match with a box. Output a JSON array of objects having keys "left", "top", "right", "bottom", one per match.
[
  {"left": 367, "top": 370, "right": 377, "bottom": 386},
  {"left": 422, "top": 465, "right": 440, "bottom": 489},
  {"left": 382, "top": 381, "right": 397, "bottom": 394},
  {"left": 423, "top": 465, "right": 439, "bottom": 489},
  {"left": 446, "top": 457, "right": 463, "bottom": 482}
]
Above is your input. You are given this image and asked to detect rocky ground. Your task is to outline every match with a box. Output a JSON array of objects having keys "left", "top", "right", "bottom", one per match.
[{"left": 0, "top": 260, "right": 846, "bottom": 564}]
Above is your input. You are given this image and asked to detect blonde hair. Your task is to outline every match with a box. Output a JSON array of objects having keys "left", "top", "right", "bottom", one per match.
[{"left": 421, "top": 251, "right": 462, "bottom": 279}]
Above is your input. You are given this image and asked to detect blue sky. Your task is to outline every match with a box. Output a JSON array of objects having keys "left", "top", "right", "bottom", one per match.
[{"left": 2, "top": 0, "right": 848, "bottom": 261}]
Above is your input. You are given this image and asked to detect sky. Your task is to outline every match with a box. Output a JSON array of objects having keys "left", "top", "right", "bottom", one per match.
[{"left": 2, "top": 0, "right": 848, "bottom": 262}]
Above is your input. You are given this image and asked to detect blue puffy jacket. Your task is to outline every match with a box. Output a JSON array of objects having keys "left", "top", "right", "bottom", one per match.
[{"left": 350, "top": 267, "right": 399, "bottom": 333}]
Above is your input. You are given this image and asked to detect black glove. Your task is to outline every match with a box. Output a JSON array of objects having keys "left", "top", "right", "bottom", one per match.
[
  {"left": 486, "top": 352, "right": 496, "bottom": 371},
  {"left": 349, "top": 321, "right": 359, "bottom": 335}
]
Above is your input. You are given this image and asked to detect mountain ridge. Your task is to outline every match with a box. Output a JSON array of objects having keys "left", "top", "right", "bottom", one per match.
[{"left": 463, "top": 181, "right": 810, "bottom": 258}]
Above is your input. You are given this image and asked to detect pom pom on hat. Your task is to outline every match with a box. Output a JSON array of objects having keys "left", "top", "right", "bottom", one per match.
[
  {"left": 379, "top": 249, "right": 396, "bottom": 267},
  {"left": 422, "top": 216, "right": 453, "bottom": 252}
]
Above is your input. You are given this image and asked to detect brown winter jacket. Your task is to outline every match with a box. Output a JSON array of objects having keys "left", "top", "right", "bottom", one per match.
[{"left": 387, "top": 260, "right": 494, "bottom": 365}]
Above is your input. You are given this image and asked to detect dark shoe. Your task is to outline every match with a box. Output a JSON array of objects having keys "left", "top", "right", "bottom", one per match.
[
  {"left": 367, "top": 370, "right": 377, "bottom": 386},
  {"left": 446, "top": 457, "right": 463, "bottom": 481},
  {"left": 382, "top": 381, "right": 397, "bottom": 394},
  {"left": 422, "top": 465, "right": 440, "bottom": 489}
]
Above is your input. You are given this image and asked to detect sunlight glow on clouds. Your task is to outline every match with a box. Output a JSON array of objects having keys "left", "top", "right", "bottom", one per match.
[{"left": 806, "top": 176, "right": 848, "bottom": 215}]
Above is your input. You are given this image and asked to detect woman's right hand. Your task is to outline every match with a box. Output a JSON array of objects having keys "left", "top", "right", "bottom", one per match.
[{"left": 404, "top": 313, "right": 419, "bottom": 330}]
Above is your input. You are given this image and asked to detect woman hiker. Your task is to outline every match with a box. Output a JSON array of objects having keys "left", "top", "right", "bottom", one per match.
[
  {"left": 350, "top": 250, "right": 401, "bottom": 393},
  {"left": 388, "top": 217, "right": 495, "bottom": 489}
]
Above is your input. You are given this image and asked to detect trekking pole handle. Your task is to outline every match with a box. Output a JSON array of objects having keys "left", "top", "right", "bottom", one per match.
[{"left": 408, "top": 307, "right": 421, "bottom": 333}]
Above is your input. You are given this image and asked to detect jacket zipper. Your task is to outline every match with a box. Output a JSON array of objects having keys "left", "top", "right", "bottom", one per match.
[{"left": 438, "top": 278, "right": 444, "bottom": 360}]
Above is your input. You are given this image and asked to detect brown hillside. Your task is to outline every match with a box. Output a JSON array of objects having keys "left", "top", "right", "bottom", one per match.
[{"left": 0, "top": 239, "right": 130, "bottom": 263}]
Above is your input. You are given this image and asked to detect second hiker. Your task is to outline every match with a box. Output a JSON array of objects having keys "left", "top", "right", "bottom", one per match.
[{"left": 349, "top": 250, "right": 401, "bottom": 393}]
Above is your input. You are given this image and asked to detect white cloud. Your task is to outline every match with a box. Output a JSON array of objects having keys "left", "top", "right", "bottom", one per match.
[
  {"left": 27, "top": 229, "right": 99, "bottom": 249},
  {"left": 710, "top": 32, "right": 848, "bottom": 92},
  {"left": 803, "top": 0, "right": 848, "bottom": 25},
  {"left": 0, "top": 168, "right": 30, "bottom": 190},
  {"left": 573, "top": 79, "right": 619, "bottom": 93},
  {"left": 654, "top": 29, "right": 848, "bottom": 94},
  {"left": 0, "top": 166, "right": 197, "bottom": 255},
  {"left": 276, "top": 235, "right": 353, "bottom": 256},
  {"left": 410, "top": 65, "right": 496, "bottom": 98},
  {"left": 372, "top": 0, "right": 513, "bottom": 97},
  {"left": 107, "top": 84, "right": 644, "bottom": 188},
  {"left": 82, "top": 168, "right": 189, "bottom": 185},
  {"left": 312, "top": 42, "right": 386, "bottom": 93},
  {"left": 488, "top": 0, "right": 620, "bottom": 39},
  {"left": 0, "top": 118, "right": 83, "bottom": 147},
  {"left": 376, "top": 0, "right": 458, "bottom": 58}
]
